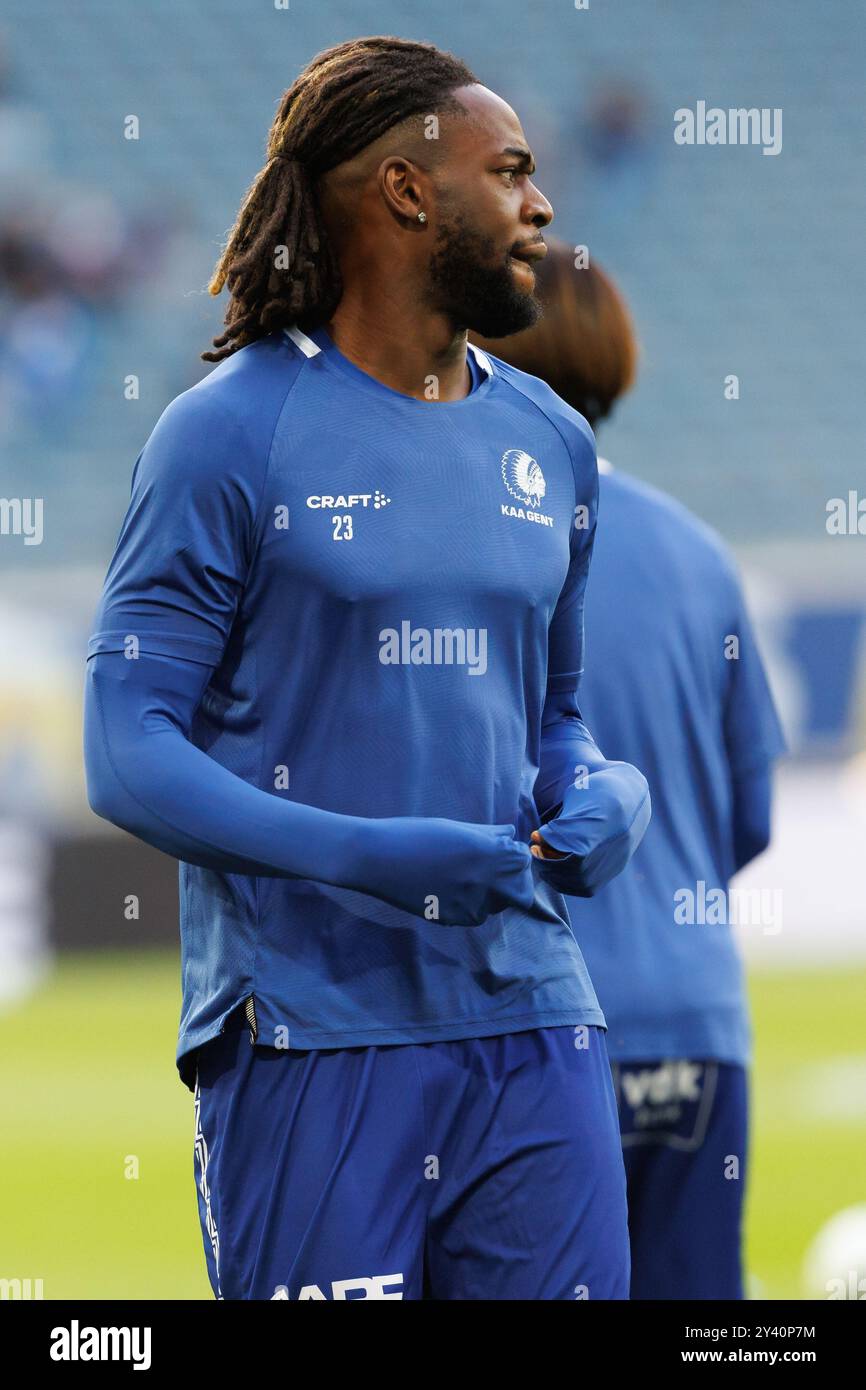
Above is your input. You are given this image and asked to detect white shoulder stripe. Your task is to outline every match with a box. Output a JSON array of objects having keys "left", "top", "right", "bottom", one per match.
[
  {"left": 286, "top": 327, "right": 493, "bottom": 378},
  {"left": 468, "top": 344, "right": 494, "bottom": 378},
  {"left": 284, "top": 326, "right": 321, "bottom": 358}
]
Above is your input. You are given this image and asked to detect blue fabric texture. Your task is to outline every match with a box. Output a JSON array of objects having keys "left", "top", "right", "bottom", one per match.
[{"left": 84, "top": 330, "right": 651, "bottom": 1077}]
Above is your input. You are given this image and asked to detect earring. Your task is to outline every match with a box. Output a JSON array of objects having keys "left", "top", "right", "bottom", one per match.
[{"left": 417, "top": 211, "right": 428, "bottom": 224}]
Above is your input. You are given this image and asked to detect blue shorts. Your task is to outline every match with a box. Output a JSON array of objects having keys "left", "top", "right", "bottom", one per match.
[
  {"left": 193, "top": 1013, "right": 629, "bottom": 1300},
  {"left": 612, "top": 1059, "right": 748, "bottom": 1300}
]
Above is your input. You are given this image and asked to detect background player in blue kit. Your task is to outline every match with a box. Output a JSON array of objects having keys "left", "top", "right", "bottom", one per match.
[
  {"left": 477, "top": 241, "right": 786, "bottom": 1299},
  {"left": 83, "top": 39, "right": 651, "bottom": 1300}
]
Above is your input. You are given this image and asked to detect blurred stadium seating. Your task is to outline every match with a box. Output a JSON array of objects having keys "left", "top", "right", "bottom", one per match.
[{"left": 1, "top": 1, "right": 864, "bottom": 545}]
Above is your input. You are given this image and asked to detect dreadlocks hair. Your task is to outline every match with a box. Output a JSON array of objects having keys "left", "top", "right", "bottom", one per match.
[{"left": 203, "top": 36, "right": 477, "bottom": 362}]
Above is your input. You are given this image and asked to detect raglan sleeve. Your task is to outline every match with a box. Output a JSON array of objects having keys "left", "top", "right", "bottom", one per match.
[
  {"left": 88, "top": 388, "right": 258, "bottom": 666},
  {"left": 536, "top": 411, "right": 600, "bottom": 815},
  {"left": 84, "top": 386, "right": 312, "bottom": 877},
  {"left": 534, "top": 416, "right": 651, "bottom": 896}
]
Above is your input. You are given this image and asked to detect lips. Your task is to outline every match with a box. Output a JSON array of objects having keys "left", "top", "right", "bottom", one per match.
[{"left": 510, "top": 241, "right": 547, "bottom": 265}]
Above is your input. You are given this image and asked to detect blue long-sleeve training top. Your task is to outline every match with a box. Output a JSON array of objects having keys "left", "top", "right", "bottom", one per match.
[{"left": 85, "top": 326, "right": 644, "bottom": 1083}]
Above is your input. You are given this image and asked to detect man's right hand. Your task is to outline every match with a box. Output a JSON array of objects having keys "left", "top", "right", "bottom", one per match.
[{"left": 353, "top": 818, "right": 535, "bottom": 926}]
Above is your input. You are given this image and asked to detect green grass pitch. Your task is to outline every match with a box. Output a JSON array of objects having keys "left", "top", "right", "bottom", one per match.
[{"left": 0, "top": 950, "right": 863, "bottom": 1299}]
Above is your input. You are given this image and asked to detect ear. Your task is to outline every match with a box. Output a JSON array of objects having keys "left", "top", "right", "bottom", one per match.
[{"left": 378, "top": 156, "right": 426, "bottom": 224}]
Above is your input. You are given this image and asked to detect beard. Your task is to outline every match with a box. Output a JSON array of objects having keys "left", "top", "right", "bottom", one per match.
[{"left": 426, "top": 209, "right": 542, "bottom": 339}]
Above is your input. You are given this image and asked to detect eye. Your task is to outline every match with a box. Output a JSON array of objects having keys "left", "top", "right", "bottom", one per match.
[{"left": 498, "top": 167, "right": 519, "bottom": 185}]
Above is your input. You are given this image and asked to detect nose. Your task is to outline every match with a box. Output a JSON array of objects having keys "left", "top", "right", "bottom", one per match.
[{"left": 524, "top": 180, "right": 554, "bottom": 229}]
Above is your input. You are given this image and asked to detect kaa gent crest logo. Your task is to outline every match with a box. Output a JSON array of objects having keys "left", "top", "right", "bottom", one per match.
[{"left": 500, "top": 449, "right": 553, "bottom": 527}]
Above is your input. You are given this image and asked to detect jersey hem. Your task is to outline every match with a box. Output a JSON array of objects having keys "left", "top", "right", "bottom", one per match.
[{"left": 177, "top": 1006, "right": 607, "bottom": 1088}]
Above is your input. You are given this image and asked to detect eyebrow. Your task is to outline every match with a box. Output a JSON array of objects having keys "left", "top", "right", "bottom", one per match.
[{"left": 500, "top": 145, "right": 536, "bottom": 174}]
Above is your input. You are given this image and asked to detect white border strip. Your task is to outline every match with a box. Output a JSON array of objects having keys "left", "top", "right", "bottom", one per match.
[
  {"left": 468, "top": 344, "right": 494, "bottom": 378},
  {"left": 284, "top": 325, "right": 321, "bottom": 358},
  {"left": 194, "top": 1072, "right": 223, "bottom": 1298}
]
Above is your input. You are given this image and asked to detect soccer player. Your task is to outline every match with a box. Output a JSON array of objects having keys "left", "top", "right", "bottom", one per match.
[
  {"left": 83, "top": 39, "right": 651, "bottom": 1301},
  {"left": 475, "top": 241, "right": 786, "bottom": 1299}
]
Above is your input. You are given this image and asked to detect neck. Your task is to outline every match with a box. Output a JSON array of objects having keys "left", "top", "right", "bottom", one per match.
[{"left": 327, "top": 274, "right": 472, "bottom": 402}]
